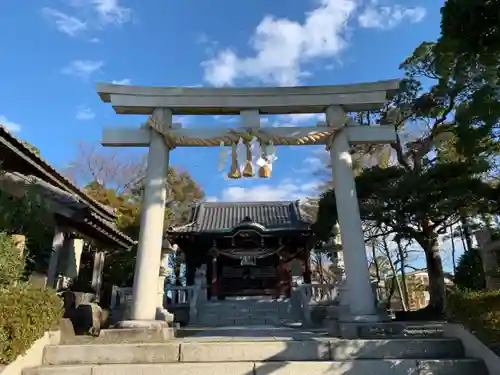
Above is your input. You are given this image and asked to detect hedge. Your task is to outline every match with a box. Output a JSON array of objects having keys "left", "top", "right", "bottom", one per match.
[
  {"left": 447, "top": 289, "right": 500, "bottom": 355},
  {"left": 0, "top": 232, "right": 62, "bottom": 365},
  {"left": 0, "top": 283, "right": 63, "bottom": 364},
  {"left": 0, "top": 232, "right": 25, "bottom": 285}
]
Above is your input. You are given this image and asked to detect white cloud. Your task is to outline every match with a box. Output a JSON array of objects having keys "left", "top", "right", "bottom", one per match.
[
  {"left": 62, "top": 60, "right": 104, "bottom": 78},
  {"left": 42, "top": 0, "right": 133, "bottom": 37},
  {"left": 202, "top": 0, "right": 426, "bottom": 86},
  {"left": 270, "top": 113, "right": 325, "bottom": 127},
  {"left": 42, "top": 8, "right": 87, "bottom": 36},
  {"left": 219, "top": 178, "right": 320, "bottom": 202},
  {"left": 112, "top": 78, "right": 132, "bottom": 85},
  {"left": 75, "top": 106, "right": 96, "bottom": 120},
  {"left": 202, "top": 0, "right": 357, "bottom": 86},
  {"left": 91, "top": 0, "right": 133, "bottom": 25},
  {"left": 0, "top": 115, "right": 21, "bottom": 132},
  {"left": 205, "top": 196, "right": 218, "bottom": 202},
  {"left": 358, "top": 3, "right": 426, "bottom": 30},
  {"left": 303, "top": 156, "right": 325, "bottom": 170}
]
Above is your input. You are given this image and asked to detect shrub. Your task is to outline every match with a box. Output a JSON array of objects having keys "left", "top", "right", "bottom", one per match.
[
  {"left": 0, "top": 232, "right": 25, "bottom": 286},
  {"left": 447, "top": 289, "right": 500, "bottom": 354},
  {"left": 0, "top": 283, "right": 63, "bottom": 364},
  {"left": 454, "top": 249, "right": 486, "bottom": 291}
]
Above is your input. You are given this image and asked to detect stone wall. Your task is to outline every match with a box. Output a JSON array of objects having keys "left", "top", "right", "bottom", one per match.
[{"left": 474, "top": 229, "right": 500, "bottom": 290}]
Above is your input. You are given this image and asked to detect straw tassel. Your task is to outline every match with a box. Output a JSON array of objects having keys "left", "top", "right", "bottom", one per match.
[
  {"left": 258, "top": 142, "right": 271, "bottom": 178},
  {"left": 242, "top": 141, "right": 254, "bottom": 177},
  {"left": 228, "top": 143, "right": 241, "bottom": 179}
]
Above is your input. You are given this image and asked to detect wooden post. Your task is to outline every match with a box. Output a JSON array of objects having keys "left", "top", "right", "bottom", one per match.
[
  {"left": 211, "top": 256, "right": 218, "bottom": 300},
  {"left": 91, "top": 251, "right": 105, "bottom": 301},
  {"left": 304, "top": 248, "right": 312, "bottom": 284}
]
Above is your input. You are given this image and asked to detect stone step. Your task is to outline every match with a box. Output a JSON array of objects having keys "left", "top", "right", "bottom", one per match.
[
  {"left": 194, "top": 319, "right": 279, "bottom": 327},
  {"left": 356, "top": 322, "right": 446, "bottom": 338},
  {"left": 194, "top": 320, "right": 279, "bottom": 326},
  {"left": 24, "top": 359, "right": 487, "bottom": 375},
  {"left": 201, "top": 306, "right": 283, "bottom": 313},
  {"left": 197, "top": 312, "right": 280, "bottom": 320},
  {"left": 41, "top": 338, "right": 464, "bottom": 366}
]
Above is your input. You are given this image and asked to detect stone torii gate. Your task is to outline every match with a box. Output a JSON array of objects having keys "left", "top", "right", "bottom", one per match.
[{"left": 97, "top": 79, "right": 400, "bottom": 327}]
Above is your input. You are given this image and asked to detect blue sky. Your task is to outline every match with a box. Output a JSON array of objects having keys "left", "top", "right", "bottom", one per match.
[{"left": 0, "top": 0, "right": 462, "bottom": 268}]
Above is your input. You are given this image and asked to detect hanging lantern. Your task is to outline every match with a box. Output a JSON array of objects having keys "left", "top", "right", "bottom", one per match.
[
  {"left": 227, "top": 142, "right": 241, "bottom": 179},
  {"left": 242, "top": 141, "right": 255, "bottom": 177}
]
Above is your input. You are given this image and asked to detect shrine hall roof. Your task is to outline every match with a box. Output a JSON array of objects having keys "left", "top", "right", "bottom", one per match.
[{"left": 169, "top": 200, "right": 311, "bottom": 233}]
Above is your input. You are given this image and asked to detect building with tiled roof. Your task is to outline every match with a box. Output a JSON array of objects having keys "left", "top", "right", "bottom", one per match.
[{"left": 166, "top": 200, "right": 314, "bottom": 300}]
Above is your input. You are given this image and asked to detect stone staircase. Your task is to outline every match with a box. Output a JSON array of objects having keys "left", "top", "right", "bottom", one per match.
[
  {"left": 193, "top": 297, "right": 293, "bottom": 327},
  {"left": 23, "top": 326, "right": 489, "bottom": 375}
]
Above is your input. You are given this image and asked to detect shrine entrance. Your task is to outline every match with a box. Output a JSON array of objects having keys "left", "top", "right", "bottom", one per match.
[
  {"left": 167, "top": 201, "right": 312, "bottom": 300},
  {"left": 219, "top": 254, "right": 279, "bottom": 297},
  {"left": 96, "top": 79, "right": 400, "bottom": 325}
]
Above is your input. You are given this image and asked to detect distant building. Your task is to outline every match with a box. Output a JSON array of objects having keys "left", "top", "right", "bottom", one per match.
[{"left": 384, "top": 269, "right": 454, "bottom": 311}]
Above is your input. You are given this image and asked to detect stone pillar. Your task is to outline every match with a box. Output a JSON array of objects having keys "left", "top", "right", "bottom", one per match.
[
  {"left": 129, "top": 108, "right": 172, "bottom": 323},
  {"left": 46, "top": 226, "right": 65, "bottom": 288},
  {"left": 65, "top": 238, "right": 84, "bottom": 281},
  {"left": 475, "top": 229, "right": 500, "bottom": 290},
  {"left": 156, "top": 252, "right": 174, "bottom": 323},
  {"left": 329, "top": 128, "right": 377, "bottom": 320},
  {"left": 158, "top": 249, "right": 169, "bottom": 307}
]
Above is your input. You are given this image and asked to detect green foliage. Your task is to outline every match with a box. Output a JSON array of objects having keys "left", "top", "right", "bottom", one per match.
[
  {"left": 84, "top": 166, "right": 204, "bottom": 287},
  {"left": 454, "top": 250, "right": 486, "bottom": 290},
  {"left": 315, "top": 23, "right": 500, "bottom": 315},
  {"left": 0, "top": 231, "right": 63, "bottom": 365},
  {"left": 20, "top": 141, "right": 41, "bottom": 156},
  {"left": 0, "top": 188, "right": 55, "bottom": 274},
  {"left": 0, "top": 233, "right": 25, "bottom": 286},
  {"left": 447, "top": 289, "right": 500, "bottom": 354},
  {"left": 0, "top": 283, "right": 63, "bottom": 364},
  {"left": 439, "top": 0, "right": 500, "bottom": 76},
  {"left": 314, "top": 161, "right": 495, "bottom": 243}
]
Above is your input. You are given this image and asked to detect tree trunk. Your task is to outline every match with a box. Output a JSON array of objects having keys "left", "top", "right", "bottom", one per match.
[
  {"left": 460, "top": 216, "right": 473, "bottom": 252},
  {"left": 371, "top": 241, "right": 381, "bottom": 284},
  {"left": 383, "top": 236, "right": 408, "bottom": 311},
  {"left": 458, "top": 225, "right": 468, "bottom": 253},
  {"left": 396, "top": 238, "right": 410, "bottom": 309},
  {"left": 420, "top": 223, "right": 446, "bottom": 316},
  {"left": 450, "top": 225, "right": 457, "bottom": 275}
]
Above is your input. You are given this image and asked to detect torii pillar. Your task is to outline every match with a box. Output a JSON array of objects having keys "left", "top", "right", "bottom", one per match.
[{"left": 117, "top": 108, "right": 172, "bottom": 327}]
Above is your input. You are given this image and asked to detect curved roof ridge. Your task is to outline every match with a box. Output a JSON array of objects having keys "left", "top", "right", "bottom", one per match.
[{"left": 0, "top": 124, "right": 116, "bottom": 222}]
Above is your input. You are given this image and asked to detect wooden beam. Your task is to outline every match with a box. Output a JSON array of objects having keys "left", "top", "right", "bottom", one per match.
[
  {"left": 101, "top": 125, "right": 396, "bottom": 148},
  {"left": 96, "top": 79, "right": 400, "bottom": 116}
]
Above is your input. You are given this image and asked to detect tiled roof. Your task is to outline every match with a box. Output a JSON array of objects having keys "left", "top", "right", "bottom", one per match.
[
  {"left": 0, "top": 125, "right": 116, "bottom": 221},
  {"left": 170, "top": 200, "right": 311, "bottom": 233},
  {"left": 0, "top": 125, "right": 135, "bottom": 248}
]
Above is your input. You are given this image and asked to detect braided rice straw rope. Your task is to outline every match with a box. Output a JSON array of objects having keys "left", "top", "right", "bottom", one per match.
[{"left": 146, "top": 116, "right": 336, "bottom": 148}]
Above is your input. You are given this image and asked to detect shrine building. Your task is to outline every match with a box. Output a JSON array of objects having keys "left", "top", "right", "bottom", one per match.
[{"left": 166, "top": 200, "right": 314, "bottom": 300}]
